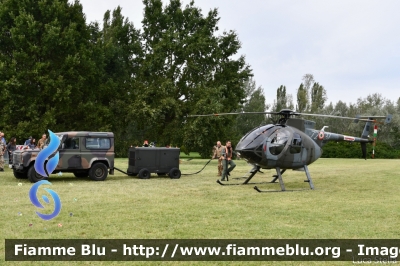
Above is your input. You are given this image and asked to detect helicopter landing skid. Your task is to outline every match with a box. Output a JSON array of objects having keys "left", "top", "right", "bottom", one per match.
[
  {"left": 217, "top": 180, "right": 271, "bottom": 186},
  {"left": 253, "top": 186, "right": 310, "bottom": 193},
  {"left": 231, "top": 170, "right": 264, "bottom": 180},
  {"left": 253, "top": 165, "right": 315, "bottom": 192},
  {"left": 217, "top": 165, "right": 267, "bottom": 186}
]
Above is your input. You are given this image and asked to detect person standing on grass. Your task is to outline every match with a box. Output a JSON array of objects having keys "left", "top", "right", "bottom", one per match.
[
  {"left": 0, "top": 138, "right": 5, "bottom": 171},
  {"left": 6, "top": 137, "right": 17, "bottom": 165},
  {"left": 212, "top": 141, "right": 225, "bottom": 176},
  {"left": 220, "top": 140, "right": 236, "bottom": 181},
  {"left": 0, "top": 132, "right": 6, "bottom": 145}
]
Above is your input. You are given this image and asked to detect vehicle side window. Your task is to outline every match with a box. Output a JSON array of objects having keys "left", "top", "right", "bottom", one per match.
[
  {"left": 86, "top": 137, "right": 110, "bottom": 149},
  {"left": 62, "top": 137, "right": 79, "bottom": 149}
]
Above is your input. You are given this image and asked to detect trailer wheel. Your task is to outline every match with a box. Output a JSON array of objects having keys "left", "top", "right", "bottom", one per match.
[
  {"left": 89, "top": 163, "right": 108, "bottom": 181},
  {"left": 28, "top": 165, "right": 48, "bottom": 183},
  {"left": 138, "top": 168, "right": 150, "bottom": 179},
  {"left": 169, "top": 168, "right": 181, "bottom": 179}
]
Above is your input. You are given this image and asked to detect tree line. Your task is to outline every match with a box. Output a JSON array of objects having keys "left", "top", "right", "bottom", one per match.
[
  {"left": 0, "top": 0, "right": 251, "bottom": 157},
  {"left": 1, "top": 0, "right": 398, "bottom": 158},
  {"left": 241, "top": 74, "right": 400, "bottom": 159}
]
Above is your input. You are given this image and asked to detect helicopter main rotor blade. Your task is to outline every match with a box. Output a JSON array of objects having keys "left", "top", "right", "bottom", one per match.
[
  {"left": 187, "top": 111, "right": 278, "bottom": 117},
  {"left": 296, "top": 113, "right": 375, "bottom": 122}
]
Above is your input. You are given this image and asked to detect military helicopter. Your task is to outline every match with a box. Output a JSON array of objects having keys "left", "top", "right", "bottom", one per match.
[{"left": 188, "top": 109, "right": 392, "bottom": 192}]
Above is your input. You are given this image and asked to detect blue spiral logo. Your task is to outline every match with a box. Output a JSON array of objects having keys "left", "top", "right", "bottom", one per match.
[
  {"left": 29, "top": 180, "right": 62, "bottom": 220},
  {"left": 34, "top": 130, "right": 60, "bottom": 177}
]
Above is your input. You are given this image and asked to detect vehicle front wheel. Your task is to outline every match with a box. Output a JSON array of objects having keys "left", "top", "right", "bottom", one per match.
[
  {"left": 28, "top": 165, "right": 48, "bottom": 183},
  {"left": 89, "top": 163, "right": 108, "bottom": 181}
]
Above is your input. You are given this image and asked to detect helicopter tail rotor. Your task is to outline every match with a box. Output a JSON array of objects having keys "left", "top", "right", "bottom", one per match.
[{"left": 356, "top": 114, "right": 392, "bottom": 158}]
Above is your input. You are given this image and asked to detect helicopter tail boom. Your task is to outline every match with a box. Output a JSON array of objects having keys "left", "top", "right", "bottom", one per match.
[{"left": 311, "top": 129, "right": 372, "bottom": 144}]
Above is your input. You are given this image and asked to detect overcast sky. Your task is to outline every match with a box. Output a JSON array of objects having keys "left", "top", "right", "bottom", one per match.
[{"left": 77, "top": 0, "right": 400, "bottom": 108}]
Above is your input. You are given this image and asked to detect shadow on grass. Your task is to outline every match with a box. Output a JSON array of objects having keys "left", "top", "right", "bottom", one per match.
[{"left": 22, "top": 174, "right": 182, "bottom": 183}]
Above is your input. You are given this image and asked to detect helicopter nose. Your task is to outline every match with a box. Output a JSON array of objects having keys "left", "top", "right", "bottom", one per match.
[{"left": 235, "top": 144, "right": 264, "bottom": 164}]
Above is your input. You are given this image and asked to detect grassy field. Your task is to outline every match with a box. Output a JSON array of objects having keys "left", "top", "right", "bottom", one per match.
[{"left": 1, "top": 158, "right": 400, "bottom": 265}]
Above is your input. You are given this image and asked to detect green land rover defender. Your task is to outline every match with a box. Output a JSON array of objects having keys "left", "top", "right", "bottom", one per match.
[{"left": 12, "top": 131, "right": 115, "bottom": 183}]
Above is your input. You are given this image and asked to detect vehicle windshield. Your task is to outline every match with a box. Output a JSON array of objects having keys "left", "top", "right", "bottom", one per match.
[
  {"left": 236, "top": 124, "right": 275, "bottom": 151},
  {"left": 45, "top": 134, "right": 64, "bottom": 146}
]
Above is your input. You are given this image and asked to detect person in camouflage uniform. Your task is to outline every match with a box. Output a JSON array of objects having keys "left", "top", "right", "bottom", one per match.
[
  {"left": 37, "top": 134, "right": 47, "bottom": 149},
  {"left": 0, "top": 139, "right": 4, "bottom": 171},
  {"left": 212, "top": 141, "right": 224, "bottom": 176},
  {"left": 220, "top": 140, "right": 236, "bottom": 181}
]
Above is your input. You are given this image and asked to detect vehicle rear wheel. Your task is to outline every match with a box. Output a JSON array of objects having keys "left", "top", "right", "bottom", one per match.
[
  {"left": 13, "top": 169, "right": 28, "bottom": 179},
  {"left": 89, "top": 163, "right": 108, "bottom": 181},
  {"left": 138, "top": 168, "right": 150, "bottom": 179},
  {"left": 74, "top": 171, "right": 89, "bottom": 178},
  {"left": 28, "top": 165, "right": 48, "bottom": 183},
  {"left": 168, "top": 168, "right": 181, "bottom": 179}
]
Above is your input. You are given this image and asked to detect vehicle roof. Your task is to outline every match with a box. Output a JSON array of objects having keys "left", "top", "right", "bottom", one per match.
[{"left": 55, "top": 131, "right": 114, "bottom": 137}]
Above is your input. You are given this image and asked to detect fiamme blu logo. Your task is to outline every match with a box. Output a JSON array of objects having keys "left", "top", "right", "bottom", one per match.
[{"left": 29, "top": 130, "right": 61, "bottom": 220}]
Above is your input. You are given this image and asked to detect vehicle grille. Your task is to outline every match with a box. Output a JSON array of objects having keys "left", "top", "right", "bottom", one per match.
[
  {"left": 129, "top": 151, "right": 135, "bottom": 166},
  {"left": 13, "top": 153, "right": 21, "bottom": 164}
]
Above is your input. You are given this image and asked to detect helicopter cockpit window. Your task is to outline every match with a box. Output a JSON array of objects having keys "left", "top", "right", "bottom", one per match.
[
  {"left": 269, "top": 129, "right": 289, "bottom": 155},
  {"left": 290, "top": 133, "right": 302, "bottom": 154},
  {"left": 236, "top": 124, "right": 274, "bottom": 151}
]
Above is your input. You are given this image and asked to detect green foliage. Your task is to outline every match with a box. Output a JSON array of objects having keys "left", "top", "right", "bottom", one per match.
[
  {"left": 296, "top": 74, "right": 328, "bottom": 113},
  {"left": 96, "top": 7, "right": 143, "bottom": 156},
  {"left": 310, "top": 82, "right": 327, "bottom": 113},
  {"left": 321, "top": 141, "right": 400, "bottom": 159},
  {"left": 0, "top": 0, "right": 106, "bottom": 137},
  {"left": 272, "top": 85, "right": 293, "bottom": 112},
  {"left": 0, "top": 0, "right": 251, "bottom": 158},
  {"left": 137, "top": 0, "right": 252, "bottom": 158},
  {"left": 233, "top": 78, "right": 268, "bottom": 145},
  {"left": 296, "top": 83, "right": 308, "bottom": 113}
]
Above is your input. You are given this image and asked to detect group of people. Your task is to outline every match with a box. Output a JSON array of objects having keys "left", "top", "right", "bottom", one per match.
[
  {"left": 0, "top": 132, "right": 48, "bottom": 171},
  {"left": 23, "top": 136, "right": 36, "bottom": 149},
  {"left": 212, "top": 140, "right": 236, "bottom": 181}
]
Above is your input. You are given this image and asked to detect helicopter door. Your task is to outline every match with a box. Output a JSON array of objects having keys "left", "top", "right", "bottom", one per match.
[
  {"left": 290, "top": 133, "right": 302, "bottom": 164},
  {"left": 267, "top": 128, "right": 289, "bottom": 160}
]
